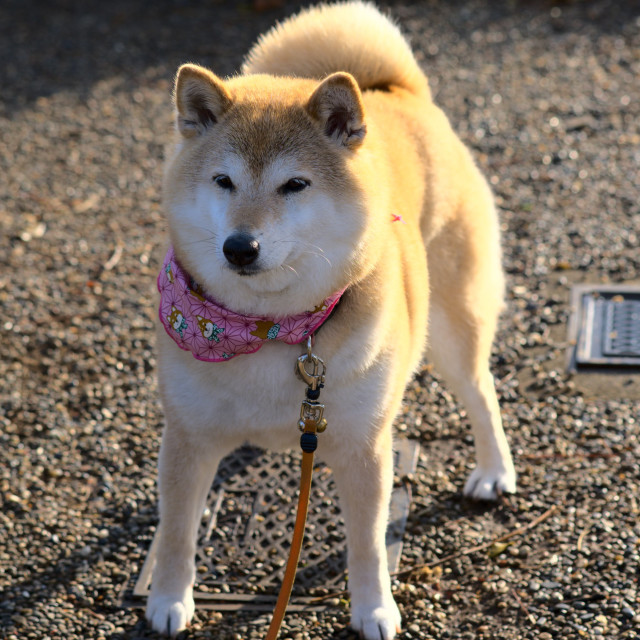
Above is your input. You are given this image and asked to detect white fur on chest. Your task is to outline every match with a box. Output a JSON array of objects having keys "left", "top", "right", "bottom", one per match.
[{"left": 156, "top": 326, "right": 391, "bottom": 455}]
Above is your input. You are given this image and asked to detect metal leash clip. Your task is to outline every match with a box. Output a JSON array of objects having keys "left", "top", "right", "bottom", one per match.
[
  {"left": 296, "top": 336, "right": 328, "bottom": 434},
  {"left": 296, "top": 336, "right": 326, "bottom": 390}
]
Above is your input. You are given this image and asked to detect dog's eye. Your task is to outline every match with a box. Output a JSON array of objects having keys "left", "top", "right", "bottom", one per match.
[
  {"left": 279, "top": 178, "right": 310, "bottom": 195},
  {"left": 213, "top": 175, "right": 234, "bottom": 191}
]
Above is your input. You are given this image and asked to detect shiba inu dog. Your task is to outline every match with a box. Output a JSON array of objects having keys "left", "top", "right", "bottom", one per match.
[{"left": 146, "top": 2, "right": 516, "bottom": 638}]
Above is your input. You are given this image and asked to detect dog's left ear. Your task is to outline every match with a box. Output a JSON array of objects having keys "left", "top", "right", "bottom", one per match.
[{"left": 306, "top": 72, "right": 366, "bottom": 149}]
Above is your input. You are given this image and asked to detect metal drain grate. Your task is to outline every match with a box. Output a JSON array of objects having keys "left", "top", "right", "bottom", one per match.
[
  {"left": 132, "top": 439, "right": 419, "bottom": 611},
  {"left": 604, "top": 298, "right": 640, "bottom": 357},
  {"left": 568, "top": 284, "right": 640, "bottom": 370}
]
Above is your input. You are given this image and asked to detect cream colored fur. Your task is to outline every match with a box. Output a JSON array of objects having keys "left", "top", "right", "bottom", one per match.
[{"left": 146, "top": 3, "right": 516, "bottom": 639}]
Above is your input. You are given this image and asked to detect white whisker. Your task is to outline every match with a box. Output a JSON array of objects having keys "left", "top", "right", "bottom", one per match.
[
  {"left": 281, "top": 263, "right": 300, "bottom": 278},
  {"left": 275, "top": 238, "right": 328, "bottom": 255},
  {"left": 273, "top": 237, "right": 333, "bottom": 268},
  {"left": 298, "top": 250, "right": 332, "bottom": 267}
]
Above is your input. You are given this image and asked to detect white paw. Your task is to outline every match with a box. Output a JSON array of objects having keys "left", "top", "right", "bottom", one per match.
[
  {"left": 146, "top": 591, "right": 195, "bottom": 637},
  {"left": 464, "top": 465, "right": 516, "bottom": 500},
  {"left": 351, "top": 601, "right": 402, "bottom": 640}
]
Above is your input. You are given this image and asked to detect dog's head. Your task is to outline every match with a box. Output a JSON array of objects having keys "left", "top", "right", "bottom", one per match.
[{"left": 163, "top": 63, "right": 376, "bottom": 316}]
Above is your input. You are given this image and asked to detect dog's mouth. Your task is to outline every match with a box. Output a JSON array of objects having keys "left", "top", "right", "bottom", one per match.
[{"left": 227, "top": 263, "right": 261, "bottom": 277}]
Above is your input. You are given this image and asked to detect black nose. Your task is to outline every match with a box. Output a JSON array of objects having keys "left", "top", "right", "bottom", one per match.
[{"left": 223, "top": 232, "right": 260, "bottom": 267}]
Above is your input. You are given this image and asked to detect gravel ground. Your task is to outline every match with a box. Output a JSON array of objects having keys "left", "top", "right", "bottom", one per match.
[{"left": 1, "top": 1, "right": 639, "bottom": 639}]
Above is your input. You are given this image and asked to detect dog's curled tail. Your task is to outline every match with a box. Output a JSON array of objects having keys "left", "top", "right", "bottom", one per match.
[{"left": 242, "top": 1, "right": 429, "bottom": 98}]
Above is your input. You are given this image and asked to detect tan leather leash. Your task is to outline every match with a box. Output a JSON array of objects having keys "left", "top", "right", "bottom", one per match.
[{"left": 264, "top": 337, "right": 328, "bottom": 640}]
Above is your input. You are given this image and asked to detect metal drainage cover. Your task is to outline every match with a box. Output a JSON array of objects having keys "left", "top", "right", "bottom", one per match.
[
  {"left": 568, "top": 284, "right": 640, "bottom": 370},
  {"left": 131, "top": 439, "right": 419, "bottom": 611}
]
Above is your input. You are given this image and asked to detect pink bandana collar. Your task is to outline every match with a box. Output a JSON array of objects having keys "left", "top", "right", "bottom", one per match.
[{"left": 158, "top": 246, "right": 343, "bottom": 362}]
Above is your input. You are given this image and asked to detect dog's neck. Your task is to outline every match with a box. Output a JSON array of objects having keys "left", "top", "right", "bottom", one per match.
[{"left": 157, "top": 246, "right": 344, "bottom": 362}]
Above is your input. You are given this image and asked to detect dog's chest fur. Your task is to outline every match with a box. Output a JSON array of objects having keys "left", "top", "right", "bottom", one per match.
[{"left": 156, "top": 321, "right": 391, "bottom": 454}]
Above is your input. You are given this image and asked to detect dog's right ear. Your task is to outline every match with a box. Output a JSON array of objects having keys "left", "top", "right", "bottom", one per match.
[{"left": 174, "top": 64, "right": 232, "bottom": 138}]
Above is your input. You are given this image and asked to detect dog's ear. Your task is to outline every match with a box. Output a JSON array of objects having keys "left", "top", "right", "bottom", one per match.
[
  {"left": 306, "top": 72, "right": 366, "bottom": 149},
  {"left": 174, "top": 64, "right": 232, "bottom": 138}
]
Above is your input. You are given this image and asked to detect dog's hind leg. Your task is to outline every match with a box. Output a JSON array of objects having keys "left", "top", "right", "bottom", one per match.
[
  {"left": 146, "top": 423, "right": 234, "bottom": 636},
  {"left": 427, "top": 300, "right": 516, "bottom": 500}
]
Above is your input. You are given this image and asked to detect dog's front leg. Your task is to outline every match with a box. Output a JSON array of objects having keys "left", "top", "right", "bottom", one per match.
[
  {"left": 326, "top": 425, "right": 401, "bottom": 640},
  {"left": 146, "top": 423, "right": 229, "bottom": 637}
]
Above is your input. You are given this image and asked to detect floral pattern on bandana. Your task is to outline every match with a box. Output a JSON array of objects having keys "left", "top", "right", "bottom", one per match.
[{"left": 158, "top": 246, "right": 344, "bottom": 362}]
